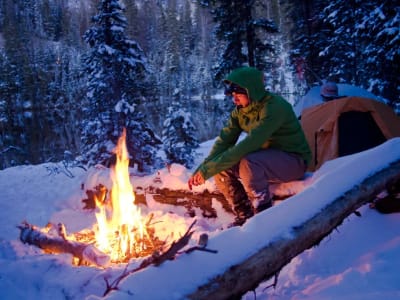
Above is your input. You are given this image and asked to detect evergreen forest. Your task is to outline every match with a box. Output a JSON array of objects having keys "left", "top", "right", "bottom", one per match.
[{"left": 0, "top": 0, "right": 398, "bottom": 171}]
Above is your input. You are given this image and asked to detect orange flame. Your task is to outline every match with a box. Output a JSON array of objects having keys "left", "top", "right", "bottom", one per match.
[{"left": 94, "top": 128, "right": 145, "bottom": 262}]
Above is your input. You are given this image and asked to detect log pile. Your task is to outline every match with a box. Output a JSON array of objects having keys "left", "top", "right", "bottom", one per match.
[
  {"left": 82, "top": 185, "right": 233, "bottom": 218},
  {"left": 150, "top": 187, "right": 232, "bottom": 217}
]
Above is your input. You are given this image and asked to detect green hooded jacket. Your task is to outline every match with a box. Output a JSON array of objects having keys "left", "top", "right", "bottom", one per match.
[{"left": 196, "top": 66, "right": 312, "bottom": 180}]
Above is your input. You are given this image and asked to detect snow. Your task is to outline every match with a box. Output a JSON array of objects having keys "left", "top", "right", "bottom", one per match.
[
  {"left": 0, "top": 138, "right": 400, "bottom": 300},
  {"left": 293, "top": 84, "right": 381, "bottom": 117}
]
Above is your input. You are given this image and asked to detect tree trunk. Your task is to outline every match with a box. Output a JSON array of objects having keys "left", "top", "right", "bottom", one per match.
[
  {"left": 186, "top": 160, "right": 400, "bottom": 299},
  {"left": 244, "top": 3, "right": 255, "bottom": 67}
]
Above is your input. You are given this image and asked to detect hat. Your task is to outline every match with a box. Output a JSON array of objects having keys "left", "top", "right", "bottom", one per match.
[
  {"left": 320, "top": 82, "right": 338, "bottom": 98},
  {"left": 224, "top": 82, "right": 248, "bottom": 96}
]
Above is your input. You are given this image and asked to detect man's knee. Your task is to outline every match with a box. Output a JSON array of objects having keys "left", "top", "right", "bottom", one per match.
[
  {"left": 239, "top": 152, "right": 261, "bottom": 168},
  {"left": 238, "top": 153, "right": 265, "bottom": 179},
  {"left": 214, "top": 172, "right": 229, "bottom": 191}
]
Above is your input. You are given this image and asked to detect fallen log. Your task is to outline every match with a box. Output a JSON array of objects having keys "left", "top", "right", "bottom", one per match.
[
  {"left": 18, "top": 222, "right": 110, "bottom": 267},
  {"left": 186, "top": 159, "right": 400, "bottom": 299}
]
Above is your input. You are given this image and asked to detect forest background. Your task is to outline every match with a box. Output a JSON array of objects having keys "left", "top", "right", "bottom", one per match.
[{"left": 0, "top": 0, "right": 398, "bottom": 172}]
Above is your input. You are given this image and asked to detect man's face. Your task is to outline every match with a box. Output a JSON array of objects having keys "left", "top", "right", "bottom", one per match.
[
  {"left": 224, "top": 83, "right": 250, "bottom": 108},
  {"left": 232, "top": 92, "right": 250, "bottom": 108}
]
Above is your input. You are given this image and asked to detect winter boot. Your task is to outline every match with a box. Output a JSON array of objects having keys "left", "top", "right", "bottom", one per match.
[
  {"left": 249, "top": 189, "right": 272, "bottom": 214},
  {"left": 254, "top": 200, "right": 272, "bottom": 214},
  {"left": 215, "top": 169, "right": 254, "bottom": 226},
  {"left": 373, "top": 195, "right": 400, "bottom": 214},
  {"left": 372, "top": 180, "right": 400, "bottom": 214},
  {"left": 227, "top": 199, "right": 254, "bottom": 227}
]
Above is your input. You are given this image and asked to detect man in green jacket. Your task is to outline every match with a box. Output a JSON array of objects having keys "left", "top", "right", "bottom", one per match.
[{"left": 188, "top": 67, "right": 311, "bottom": 226}]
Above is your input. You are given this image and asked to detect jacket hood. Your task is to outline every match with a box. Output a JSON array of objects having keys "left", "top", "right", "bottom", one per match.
[{"left": 224, "top": 67, "right": 266, "bottom": 102}]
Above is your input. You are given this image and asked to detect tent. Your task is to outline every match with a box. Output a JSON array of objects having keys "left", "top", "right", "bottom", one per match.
[
  {"left": 293, "top": 83, "right": 381, "bottom": 117},
  {"left": 301, "top": 96, "right": 400, "bottom": 171}
]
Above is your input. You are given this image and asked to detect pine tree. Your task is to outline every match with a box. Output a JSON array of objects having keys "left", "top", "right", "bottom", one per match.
[
  {"left": 287, "top": 0, "right": 399, "bottom": 106},
  {"left": 162, "top": 103, "right": 199, "bottom": 169},
  {"left": 116, "top": 100, "right": 162, "bottom": 173},
  {"left": 316, "top": 1, "right": 372, "bottom": 85},
  {"left": 81, "top": 0, "right": 161, "bottom": 171},
  {"left": 0, "top": 0, "right": 46, "bottom": 166},
  {"left": 199, "top": 0, "right": 278, "bottom": 81},
  {"left": 317, "top": 0, "right": 399, "bottom": 104},
  {"left": 193, "top": 4, "right": 216, "bottom": 98},
  {"left": 353, "top": 0, "right": 399, "bottom": 104},
  {"left": 284, "top": 0, "right": 327, "bottom": 85}
]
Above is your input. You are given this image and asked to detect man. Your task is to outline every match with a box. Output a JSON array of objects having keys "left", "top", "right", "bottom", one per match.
[{"left": 188, "top": 67, "right": 312, "bottom": 226}]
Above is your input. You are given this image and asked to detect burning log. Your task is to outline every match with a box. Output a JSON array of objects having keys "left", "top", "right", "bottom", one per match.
[
  {"left": 18, "top": 215, "right": 166, "bottom": 267},
  {"left": 18, "top": 222, "right": 110, "bottom": 267}
]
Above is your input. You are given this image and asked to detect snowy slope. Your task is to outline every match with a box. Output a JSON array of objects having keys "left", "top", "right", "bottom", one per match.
[{"left": 0, "top": 139, "right": 399, "bottom": 299}]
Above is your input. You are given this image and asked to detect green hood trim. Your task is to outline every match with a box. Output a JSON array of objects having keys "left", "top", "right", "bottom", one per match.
[{"left": 224, "top": 67, "right": 267, "bottom": 102}]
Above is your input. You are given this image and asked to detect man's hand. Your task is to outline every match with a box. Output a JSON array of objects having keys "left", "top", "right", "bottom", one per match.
[{"left": 188, "top": 172, "right": 205, "bottom": 190}]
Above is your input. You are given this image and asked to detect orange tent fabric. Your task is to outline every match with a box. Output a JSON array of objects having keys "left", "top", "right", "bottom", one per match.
[{"left": 301, "top": 97, "right": 400, "bottom": 171}]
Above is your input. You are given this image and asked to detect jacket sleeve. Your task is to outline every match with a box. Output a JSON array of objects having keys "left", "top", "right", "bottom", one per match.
[
  {"left": 194, "top": 111, "right": 242, "bottom": 173},
  {"left": 199, "top": 99, "right": 287, "bottom": 179}
]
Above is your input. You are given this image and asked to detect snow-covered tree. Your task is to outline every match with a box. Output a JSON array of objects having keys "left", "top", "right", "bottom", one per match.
[
  {"left": 1, "top": 0, "right": 398, "bottom": 172},
  {"left": 0, "top": 0, "right": 85, "bottom": 168},
  {"left": 199, "top": 0, "right": 278, "bottom": 81},
  {"left": 317, "top": 1, "right": 374, "bottom": 85},
  {"left": 353, "top": 1, "right": 399, "bottom": 104},
  {"left": 81, "top": 0, "right": 161, "bottom": 171},
  {"left": 162, "top": 104, "right": 199, "bottom": 169},
  {"left": 287, "top": 0, "right": 399, "bottom": 105},
  {"left": 117, "top": 100, "right": 162, "bottom": 173},
  {"left": 317, "top": 0, "right": 399, "bottom": 103},
  {"left": 284, "top": 0, "right": 328, "bottom": 85}
]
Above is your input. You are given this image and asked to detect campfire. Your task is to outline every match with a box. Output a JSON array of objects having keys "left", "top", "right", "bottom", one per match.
[
  {"left": 18, "top": 128, "right": 221, "bottom": 273},
  {"left": 18, "top": 128, "right": 189, "bottom": 267},
  {"left": 92, "top": 128, "right": 150, "bottom": 262}
]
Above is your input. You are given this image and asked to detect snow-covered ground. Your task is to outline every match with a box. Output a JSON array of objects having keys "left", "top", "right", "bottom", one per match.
[{"left": 0, "top": 138, "right": 399, "bottom": 300}]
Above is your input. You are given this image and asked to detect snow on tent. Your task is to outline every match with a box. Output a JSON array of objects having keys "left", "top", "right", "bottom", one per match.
[
  {"left": 293, "top": 83, "right": 380, "bottom": 118},
  {"left": 300, "top": 96, "right": 400, "bottom": 171}
]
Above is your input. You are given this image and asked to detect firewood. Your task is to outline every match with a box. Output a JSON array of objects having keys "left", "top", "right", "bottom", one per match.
[
  {"left": 150, "top": 187, "right": 232, "bottom": 217},
  {"left": 18, "top": 222, "right": 110, "bottom": 267},
  {"left": 152, "top": 219, "right": 196, "bottom": 266}
]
